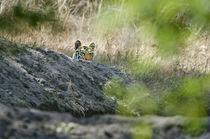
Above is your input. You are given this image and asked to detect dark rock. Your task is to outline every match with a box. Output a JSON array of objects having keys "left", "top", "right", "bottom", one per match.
[
  {"left": 0, "top": 104, "right": 210, "bottom": 139},
  {"left": 104, "top": 131, "right": 113, "bottom": 138},
  {"left": 0, "top": 38, "right": 129, "bottom": 117},
  {"left": 0, "top": 119, "right": 11, "bottom": 136}
]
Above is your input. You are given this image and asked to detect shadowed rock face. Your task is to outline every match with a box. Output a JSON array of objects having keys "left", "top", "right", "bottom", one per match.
[{"left": 0, "top": 38, "right": 129, "bottom": 117}]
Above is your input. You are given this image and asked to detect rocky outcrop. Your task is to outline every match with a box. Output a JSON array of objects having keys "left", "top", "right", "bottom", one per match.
[{"left": 0, "top": 38, "right": 129, "bottom": 117}]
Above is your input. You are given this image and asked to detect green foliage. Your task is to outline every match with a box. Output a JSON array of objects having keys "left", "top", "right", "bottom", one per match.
[
  {"left": 125, "top": 55, "right": 159, "bottom": 76},
  {"left": 131, "top": 0, "right": 210, "bottom": 55},
  {"left": 105, "top": 75, "right": 209, "bottom": 125},
  {"left": 0, "top": 0, "right": 57, "bottom": 33},
  {"left": 122, "top": 83, "right": 157, "bottom": 115},
  {"left": 96, "top": 0, "right": 210, "bottom": 55},
  {"left": 132, "top": 122, "right": 153, "bottom": 139},
  {"left": 183, "top": 118, "right": 206, "bottom": 135},
  {"left": 19, "top": 98, "right": 27, "bottom": 107},
  {"left": 159, "top": 75, "right": 210, "bottom": 133},
  {"left": 104, "top": 74, "right": 210, "bottom": 136},
  {"left": 103, "top": 77, "right": 126, "bottom": 99},
  {"left": 101, "top": 1, "right": 210, "bottom": 125},
  {"left": 13, "top": 1, "right": 56, "bottom": 26},
  {"left": 104, "top": 74, "right": 210, "bottom": 117},
  {"left": 161, "top": 75, "right": 210, "bottom": 117},
  {"left": 104, "top": 80, "right": 158, "bottom": 116}
]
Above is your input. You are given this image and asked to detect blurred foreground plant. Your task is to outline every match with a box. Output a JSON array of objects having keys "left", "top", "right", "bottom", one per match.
[
  {"left": 95, "top": 0, "right": 210, "bottom": 56},
  {"left": 104, "top": 74, "right": 210, "bottom": 137},
  {"left": 132, "top": 122, "right": 152, "bottom": 139},
  {"left": 160, "top": 74, "right": 210, "bottom": 133},
  {"left": 104, "top": 79, "right": 158, "bottom": 116}
]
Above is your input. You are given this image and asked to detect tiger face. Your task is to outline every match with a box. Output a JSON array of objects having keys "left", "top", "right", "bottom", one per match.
[{"left": 72, "top": 40, "right": 95, "bottom": 60}]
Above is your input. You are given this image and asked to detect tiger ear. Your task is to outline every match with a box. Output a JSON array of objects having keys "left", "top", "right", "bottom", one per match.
[
  {"left": 75, "top": 40, "right": 81, "bottom": 46},
  {"left": 74, "top": 40, "right": 82, "bottom": 49},
  {"left": 89, "top": 42, "right": 95, "bottom": 49}
]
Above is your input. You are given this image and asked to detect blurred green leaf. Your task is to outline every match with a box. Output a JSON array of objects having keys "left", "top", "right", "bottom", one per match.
[{"left": 132, "top": 122, "right": 153, "bottom": 139}]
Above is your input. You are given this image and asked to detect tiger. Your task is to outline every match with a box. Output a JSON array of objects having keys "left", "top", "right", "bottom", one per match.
[
  {"left": 81, "top": 42, "right": 95, "bottom": 60},
  {"left": 72, "top": 40, "right": 95, "bottom": 61},
  {"left": 72, "top": 40, "right": 83, "bottom": 60}
]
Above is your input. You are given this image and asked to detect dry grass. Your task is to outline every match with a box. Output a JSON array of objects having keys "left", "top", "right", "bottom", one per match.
[{"left": 0, "top": 0, "right": 210, "bottom": 93}]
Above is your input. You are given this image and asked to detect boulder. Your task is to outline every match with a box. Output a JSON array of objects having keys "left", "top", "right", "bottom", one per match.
[{"left": 0, "top": 38, "right": 129, "bottom": 117}]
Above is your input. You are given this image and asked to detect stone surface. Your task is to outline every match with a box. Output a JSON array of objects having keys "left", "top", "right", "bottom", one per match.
[
  {"left": 0, "top": 38, "right": 129, "bottom": 117},
  {"left": 0, "top": 104, "right": 210, "bottom": 139}
]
